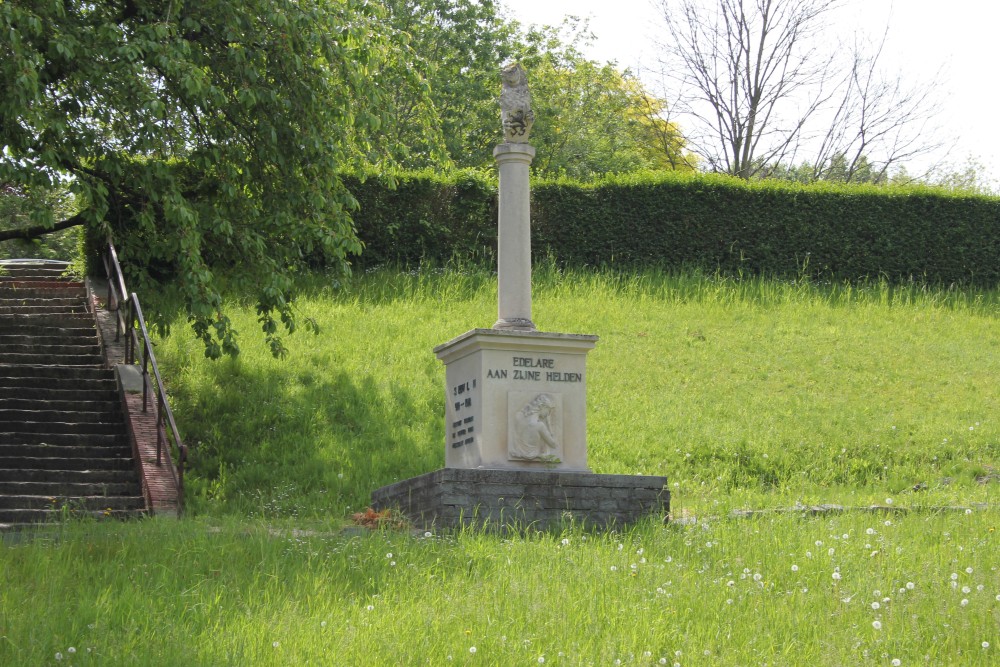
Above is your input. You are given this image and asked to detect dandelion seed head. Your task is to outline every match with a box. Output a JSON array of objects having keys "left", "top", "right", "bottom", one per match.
[
  {"left": 55, "top": 653, "right": 63, "bottom": 661},
  {"left": 961, "top": 599, "right": 969, "bottom": 606},
  {"left": 67, "top": 648, "right": 76, "bottom": 654},
  {"left": 966, "top": 567, "right": 974, "bottom": 574},
  {"left": 866, "top": 528, "right": 875, "bottom": 535},
  {"left": 832, "top": 571, "right": 842, "bottom": 581},
  {"left": 791, "top": 564, "right": 799, "bottom": 572},
  {"left": 469, "top": 647, "right": 476, "bottom": 654},
  {"left": 962, "top": 586, "right": 971, "bottom": 594},
  {"left": 829, "top": 547, "right": 835, "bottom": 556},
  {"left": 872, "top": 621, "right": 882, "bottom": 630},
  {"left": 906, "top": 582, "right": 915, "bottom": 590},
  {"left": 983, "top": 642, "right": 990, "bottom": 649},
  {"left": 891, "top": 659, "right": 901, "bottom": 666},
  {"left": 273, "top": 641, "right": 280, "bottom": 648},
  {"left": 951, "top": 573, "right": 959, "bottom": 580},
  {"left": 561, "top": 538, "right": 570, "bottom": 546},
  {"left": 872, "top": 602, "right": 880, "bottom": 610}
]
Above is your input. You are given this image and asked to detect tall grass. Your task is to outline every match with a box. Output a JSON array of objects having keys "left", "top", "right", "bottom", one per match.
[
  {"left": 153, "top": 265, "right": 999, "bottom": 518},
  {"left": 2, "top": 266, "right": 998, "bottom": 665},
  {"left": 1, "top": 512, "right": 997, "bottom": 665}
]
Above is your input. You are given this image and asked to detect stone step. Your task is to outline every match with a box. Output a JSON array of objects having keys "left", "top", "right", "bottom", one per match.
[
  {"left": 0, "top": 297, "right": 84, "bottom": 308},
  {"left": 0, "top": 455, "right": 136, "bottom": 471},
  {"left": 0, "top": 467, "right": 139, "bottom": 484},
  {"left": 0, "top": 442, "right": 133, "bottom": 459},
  {"left": 0, "top": 494, "right": 145, "bottom": 511},
  {"left": 0, "top": 364, "right": 112, "bottom": 380},
  {"left": 0, "top": 263, "right": 71, "bottom": 277},
  {"left": 0, "top": 432, "right": 127, "bottom": 447},
  {"left": 0, "top": 324, "right": 98, "bottom": 339},
  {"left": 0, "top": 420, "right": 126, "bottom": 436},
  {"left": 0, "top": 334, "right": 100, "bottom": 347},
  {"left": 0, "top": 480, "right": 141, "bottom": 497},
  {"left": 0, "top": 304, "right": 90, "bottom": 316},
  {"left": 0, "top": 342, "right": 102, "bottom": 356},
  {"left": 0, "top": 409, "right": 122, "bottom": 425},
  {"left": 0, "top": 352, "right": 103, "bottom": 366},
  {"left": 0, "top": 507, "right": 144, "bottom": 526},
  {"left": 0, "top": 283, "right": 87, "bottom": 298},
  {"left": 0, "top": 312, "right": 93, "bottom": 326},
  {"left": 0, "top": 386, "right": 120, "bottom": 403},
  {"left": 1, "top": 397, "right": 120, "bottom": 412}
]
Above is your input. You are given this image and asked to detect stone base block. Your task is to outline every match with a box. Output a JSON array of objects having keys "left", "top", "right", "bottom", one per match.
[{"left": 372, "top": 468, "right": 669, "bottom": 531}]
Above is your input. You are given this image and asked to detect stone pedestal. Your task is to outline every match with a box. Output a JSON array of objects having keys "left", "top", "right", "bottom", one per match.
[
  {"left": 372, "top": 468, "right": 670, "bottom": 531},
  {"left": 434, "top": 328, "right": 598, "bottom": 472}
]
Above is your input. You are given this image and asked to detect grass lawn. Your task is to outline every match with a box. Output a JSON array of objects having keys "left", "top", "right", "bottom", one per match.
[{"left": 1, "top": 267, "right": 997, "bottom": 665}]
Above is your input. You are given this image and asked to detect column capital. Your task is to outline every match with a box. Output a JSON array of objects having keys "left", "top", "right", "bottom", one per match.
[{"left": 493, "top": 143, "right": 536, "bottom": 164}]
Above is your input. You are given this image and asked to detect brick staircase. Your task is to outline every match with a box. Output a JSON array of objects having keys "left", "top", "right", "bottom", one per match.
[{"left": 0, "top": 261, "right": 145, "bottom": 528}]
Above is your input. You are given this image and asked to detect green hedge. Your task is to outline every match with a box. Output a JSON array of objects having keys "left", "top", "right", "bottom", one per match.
[{"left": 348, "top": 169, "right": 1000, "bottom": 285}]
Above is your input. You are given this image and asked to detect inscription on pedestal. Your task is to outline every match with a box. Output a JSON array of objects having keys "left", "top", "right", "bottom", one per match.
[
  {"left": 487, "top": 356, "right": 583, "bottom": 384},
  {"left": 436, "top": 330, "right": 597, "bottom": 472},
  {"left": 449, "top": 379, "right": 477, "bottom": 449}
]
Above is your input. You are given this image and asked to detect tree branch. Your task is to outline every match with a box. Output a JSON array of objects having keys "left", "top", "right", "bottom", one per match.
[{"left": 0, "top": 214, "right": 86, "bottom": 243}]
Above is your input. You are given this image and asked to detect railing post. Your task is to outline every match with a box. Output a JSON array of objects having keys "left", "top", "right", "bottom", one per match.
[
  {"left": 141, "top": 337, "right": 150, "bottom": 413},
  {"left": 124, "top": 301, "right": 133, "bottom": 365},
  {"left": 157, "top": 397, "right": 165, "bottom": 465}
]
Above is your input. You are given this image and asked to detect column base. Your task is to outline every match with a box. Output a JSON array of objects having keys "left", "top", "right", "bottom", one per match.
[{"left": 493, "top": 317, "right": 536, "bottom": 331}]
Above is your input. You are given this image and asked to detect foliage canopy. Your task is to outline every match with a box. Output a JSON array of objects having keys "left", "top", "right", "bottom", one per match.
[{"left": 1, "top": 0, "right": 407, "bottom": 357}]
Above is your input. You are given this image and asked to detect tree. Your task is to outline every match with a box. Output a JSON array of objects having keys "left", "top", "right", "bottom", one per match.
[
  {"left": 1, "top": 0, "right": 411, "bottom": 357},
  {"left": 515, "top": 19, "right": 692, "bottom": 180},
  {"left": 653, "top": 0, "right": 941, "bottom": 181},
  {"left": 810, "top": 30, "right": 943, "bottom": 184},
  {"left": 379, "top": 0, "right": 520, "bottom": 168}
]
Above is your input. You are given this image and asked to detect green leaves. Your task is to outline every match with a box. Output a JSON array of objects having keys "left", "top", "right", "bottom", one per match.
[{"left": 2, "top": 0, "right": 408, "bottom": 357}]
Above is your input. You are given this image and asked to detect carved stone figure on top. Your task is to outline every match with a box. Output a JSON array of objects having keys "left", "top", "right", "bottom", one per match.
[
  {"left": 500, "top": 63, "right": 534, "bottom": 143},
  {"left": 510, "top": 393, "right": 560, "bottom": 461}
]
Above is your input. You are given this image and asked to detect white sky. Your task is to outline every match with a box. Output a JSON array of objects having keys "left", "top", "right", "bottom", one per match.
[{"left": 499, "top": 0, "right": 1000, "bottom": 182}]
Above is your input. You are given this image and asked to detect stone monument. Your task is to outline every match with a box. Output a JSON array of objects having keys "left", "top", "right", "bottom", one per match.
[{"left": 372, "top": 64, "right": 669, "bottom": 530}]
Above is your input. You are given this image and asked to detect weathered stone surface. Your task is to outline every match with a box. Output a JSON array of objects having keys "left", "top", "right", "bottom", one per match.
[
  {"left": 435, "top": 329, "right": 598, "bottom": 472},
  {"left": 372, "top": 468, "right": 669, "bottom": 531}
]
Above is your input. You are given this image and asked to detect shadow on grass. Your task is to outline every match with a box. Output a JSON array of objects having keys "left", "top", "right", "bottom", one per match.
[{"left": 173, "top": 357, "right": 444, "bottom": 520}]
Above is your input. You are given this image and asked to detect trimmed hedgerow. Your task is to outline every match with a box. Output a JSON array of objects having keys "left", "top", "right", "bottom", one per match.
[{"left": 348, "top": 169, "right": 1000, "bottom": 285}]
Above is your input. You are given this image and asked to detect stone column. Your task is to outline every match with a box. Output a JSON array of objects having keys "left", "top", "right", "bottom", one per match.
[{"left": 493, "top": 142, "right": 536, "bottom": 331}]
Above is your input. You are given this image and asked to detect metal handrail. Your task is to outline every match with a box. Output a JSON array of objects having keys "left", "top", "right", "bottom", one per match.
[{"left": 101, "top": 243, "right": 187, "bottom": 507}]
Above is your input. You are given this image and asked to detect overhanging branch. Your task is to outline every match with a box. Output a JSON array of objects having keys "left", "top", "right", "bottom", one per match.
[{"left": 0, "top": 213, "right": 86, "bottom": 243}]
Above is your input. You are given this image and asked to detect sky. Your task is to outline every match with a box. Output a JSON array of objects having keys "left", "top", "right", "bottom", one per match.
[{"left": 499, "top": 0, "right": 999, "bottom": 183}]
